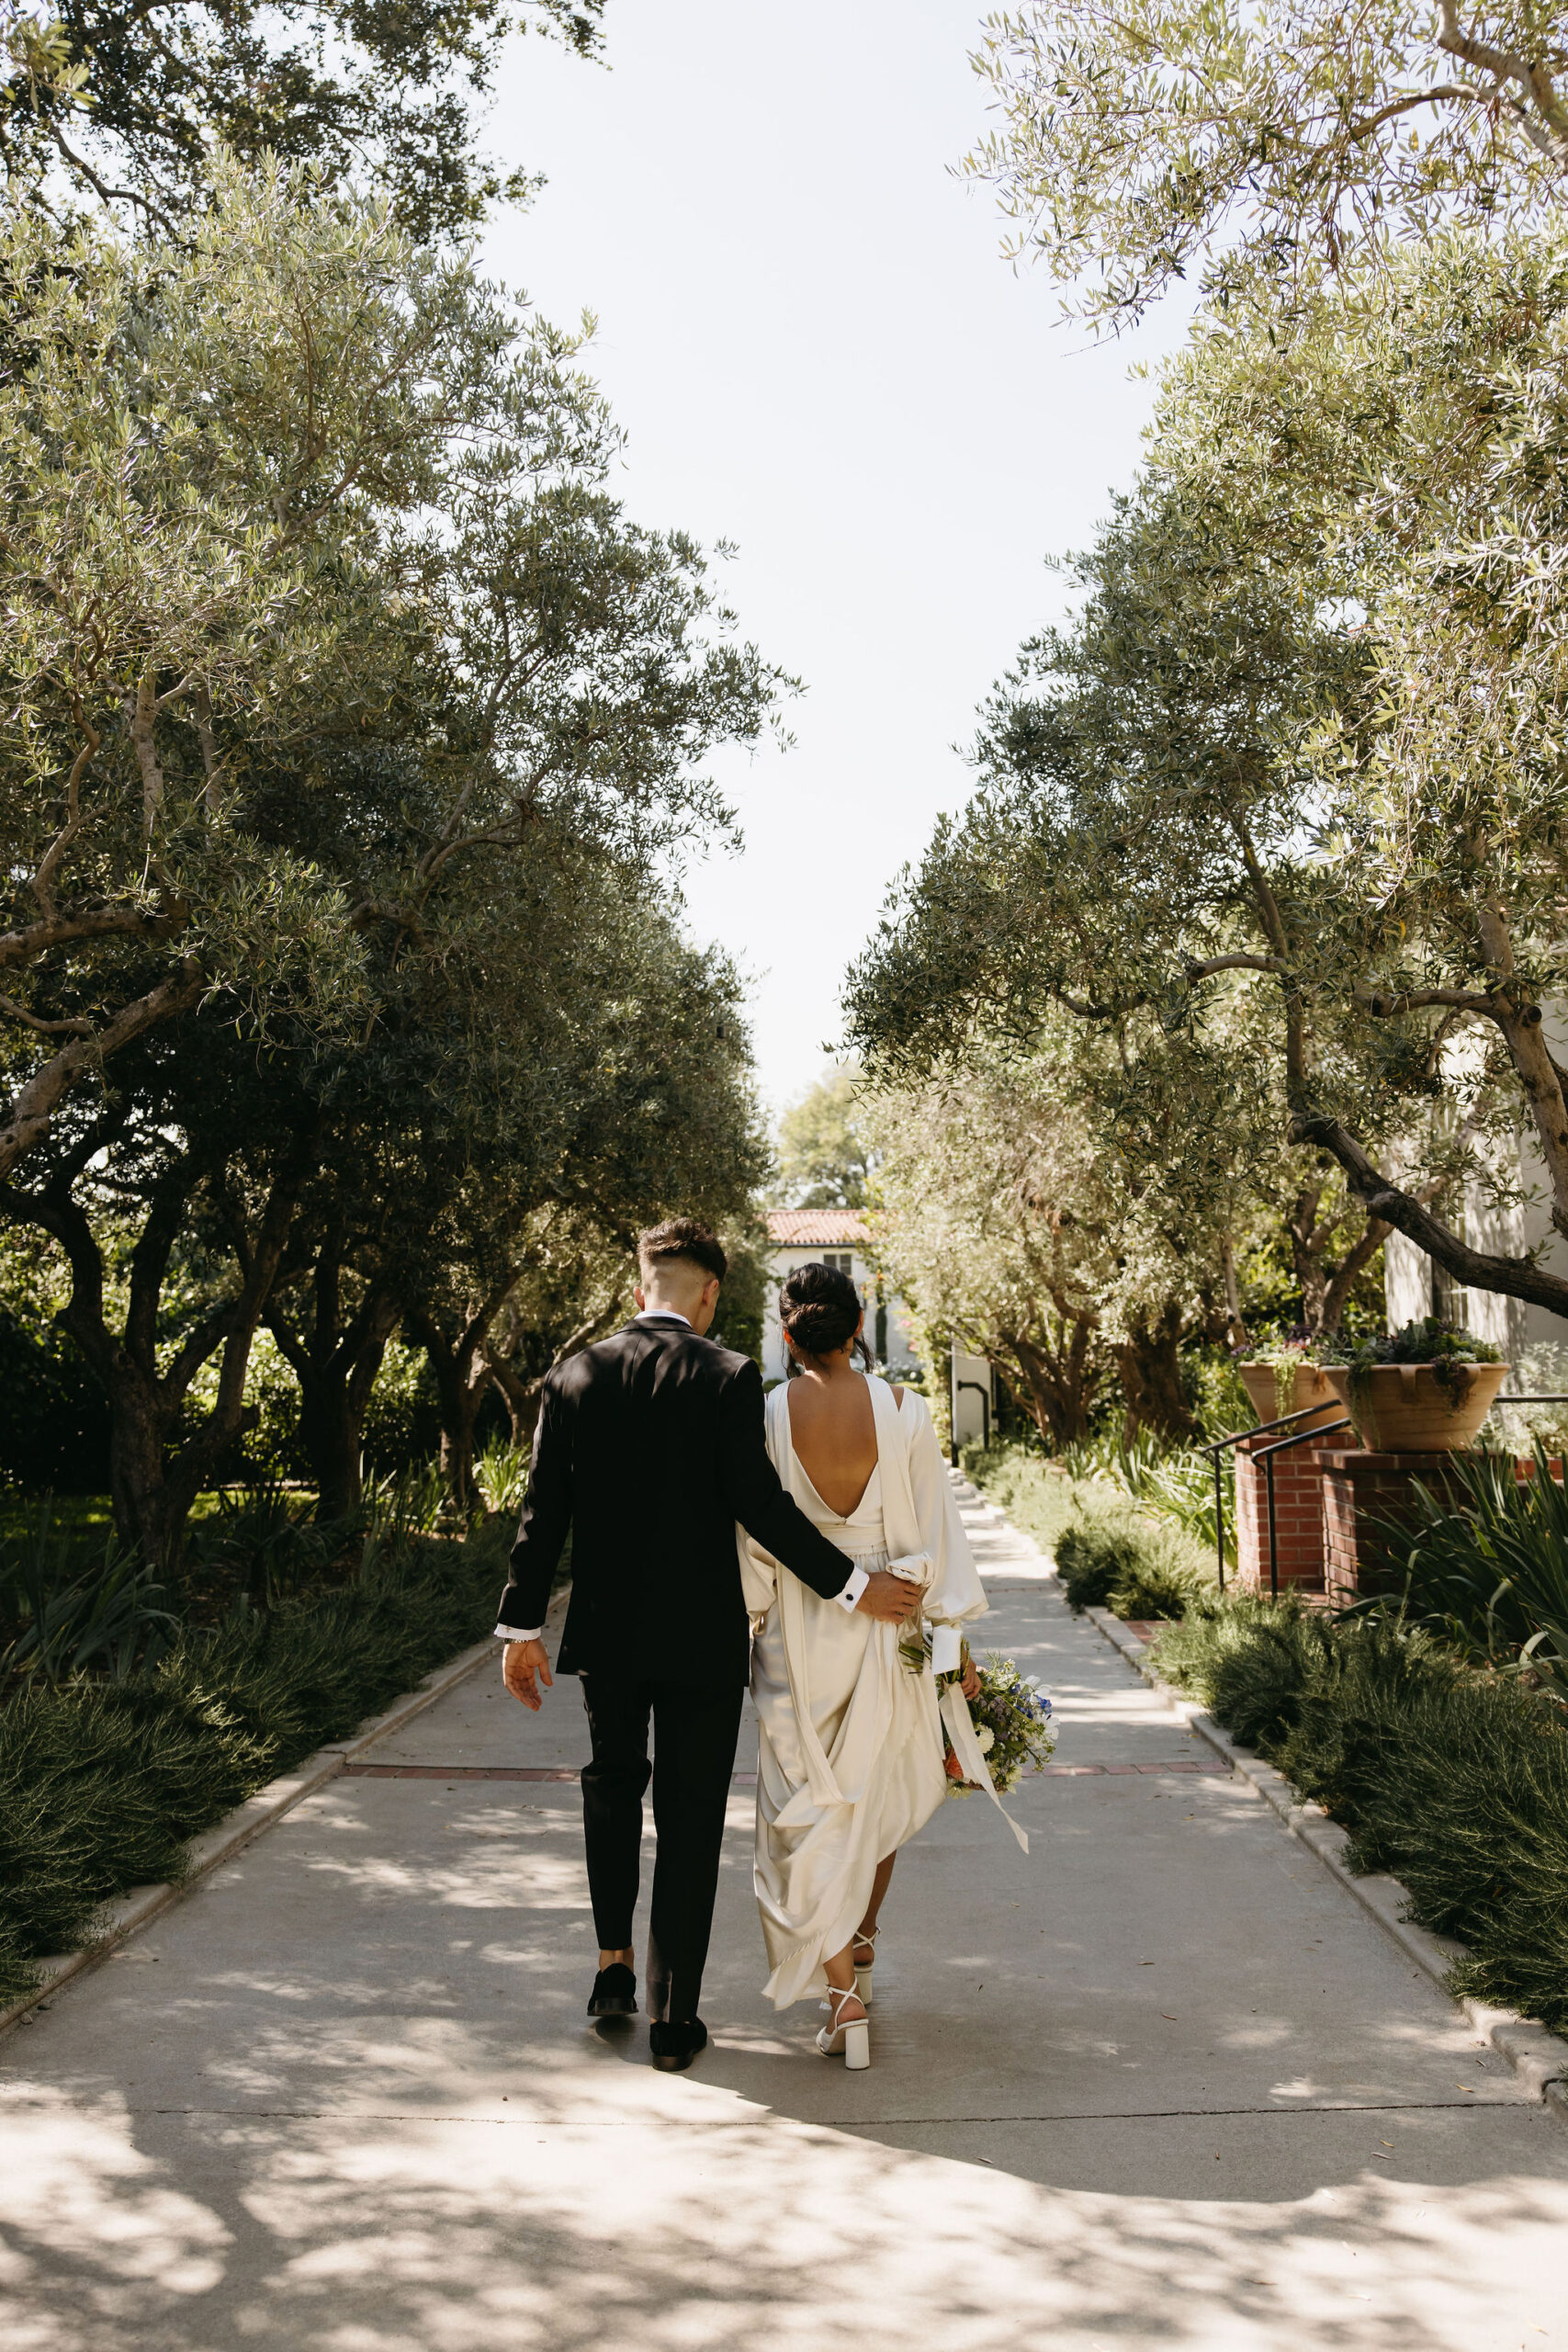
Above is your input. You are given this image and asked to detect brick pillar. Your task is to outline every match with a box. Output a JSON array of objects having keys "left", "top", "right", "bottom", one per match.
[
  {"left": 1235, "top": 1424, "right": 1344, "bottom": 1594},
  {"left": 1320, "top": 1450, "right": 1561, "bottom": 1600},
  {"left": 1319, "top": 1452, "right": 1467, "bottom": 1600}
]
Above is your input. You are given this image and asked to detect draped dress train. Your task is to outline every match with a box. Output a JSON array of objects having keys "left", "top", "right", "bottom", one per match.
[{"left": 739, "top": 1376, "right": 987, "bottom": 2010}]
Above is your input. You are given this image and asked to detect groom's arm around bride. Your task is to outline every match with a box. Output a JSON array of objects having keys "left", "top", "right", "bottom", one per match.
[{"left": 491, "top": 1217, "right": 919, "bottom": 2063}]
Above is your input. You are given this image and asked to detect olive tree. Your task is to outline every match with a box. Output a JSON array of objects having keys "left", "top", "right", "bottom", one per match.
[
  {"left": 0, "top": 161, "right": 789, "bottom": 1560},
  {"left": 965, "top": 0, "right": 1568, "bottom": 329},
  {"left": 864, "top": 1024, "right": 1255, "bottom": 1444},
  {"left": 3, "top": 2, "right": 604, "bottom": 238},
  {"left": 851, "top": 232, "right": 1568, "bottom": 1331}
]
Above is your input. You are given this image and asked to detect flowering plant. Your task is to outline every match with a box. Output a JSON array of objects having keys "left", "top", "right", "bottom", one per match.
[{"left": 901, "top": 1630, "right": 1056, "bottom": 1793}]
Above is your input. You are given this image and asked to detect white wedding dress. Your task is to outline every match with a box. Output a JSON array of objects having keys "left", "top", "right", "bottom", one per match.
[{"left": 739, "top": 1375, "right": 988, "bottom": 2009}]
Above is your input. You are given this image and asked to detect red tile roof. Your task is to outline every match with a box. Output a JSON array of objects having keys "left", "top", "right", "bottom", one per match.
[{"left": 766, "top": 1208, "right": 871, "bottom": 1248}]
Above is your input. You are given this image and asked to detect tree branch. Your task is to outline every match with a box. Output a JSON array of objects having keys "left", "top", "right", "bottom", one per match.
[
  {"left": 1292, "top": 1109, "right": 1568, "bottom": 1317},
  {"left": 0, "top": 956, "right": 203, "bottom": 1180}
]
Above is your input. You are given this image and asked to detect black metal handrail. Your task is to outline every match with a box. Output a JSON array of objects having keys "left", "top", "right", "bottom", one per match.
[
  {"left": 1198, "top": 1389, "right": 1568, "bottom": 1600},
  {"left": 1196, "top": 1403, "right": 1335, "bottom": 1592},
  {"left": 1250, "top": 1416, "right": 1353, "bottom": 1598}
]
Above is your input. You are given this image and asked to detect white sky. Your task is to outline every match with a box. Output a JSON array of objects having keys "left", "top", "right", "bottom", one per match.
[{"left": 485, "top": 2, "right": 1192, "bottom": 1119}]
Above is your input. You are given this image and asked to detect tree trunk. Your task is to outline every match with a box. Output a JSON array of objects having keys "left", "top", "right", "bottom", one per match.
[
  {"left": 1287, "top": 1183, "right": 1329, "bottom": 1330},
  {"left": 106, "top": 1360, "right": 193, "bottom": 1571},
  {"left": 1111, "top": 1303, "right": 1196, "bottom": 1444},
  {"left": 6, "top": 1134, "right": 313, "bottom": 1568},
  {"left": 412, "top": 1320, "right": 491, "bottom": 1512},
  {"left": 481, "top": 1292, "right": 626, "bottom": 1450},
  {"left": 266, "top": 1239, "right": 403, "bottom": 1522},
  {"left": 408, "top": 1269, "right": 521, "bottom": 1512},
  {"left": 1003, "top": 1317, "right": 1098, "bottom": 1448},
  {"left": 483, "top": 1350, "right": 539, "bottom": 1447}
]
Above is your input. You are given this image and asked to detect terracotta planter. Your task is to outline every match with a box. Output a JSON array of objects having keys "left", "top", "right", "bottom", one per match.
[
  {"left": 1322, "top": 1362, "right": 1510, "bottom": 1452},
  {"left": 1238, "top": 1362, "right": 1343, "bottom": 1436}
]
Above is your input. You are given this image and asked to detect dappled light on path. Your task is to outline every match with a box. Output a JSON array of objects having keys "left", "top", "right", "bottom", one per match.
[{"left": 2, "top": 1482, "right": 1565, "bottom": 2349}]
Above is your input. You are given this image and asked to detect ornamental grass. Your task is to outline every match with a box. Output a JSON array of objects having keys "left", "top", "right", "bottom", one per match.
[
  {"left": 1153, "top": 1596, "right": 1568, "bottom": 2035},
  {"left": 0, "top": 1520, "right": 510, "bottom": 2007}
]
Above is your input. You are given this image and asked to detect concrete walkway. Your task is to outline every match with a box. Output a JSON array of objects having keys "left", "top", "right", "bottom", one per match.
[{"left": 4, "top": 1481, "right": 1567, "bottom": 2351}]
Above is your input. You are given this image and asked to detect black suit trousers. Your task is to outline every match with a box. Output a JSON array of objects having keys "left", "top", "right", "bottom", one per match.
[{"left": 579, "top": 1672, "right": 746, "bottom": 2024}]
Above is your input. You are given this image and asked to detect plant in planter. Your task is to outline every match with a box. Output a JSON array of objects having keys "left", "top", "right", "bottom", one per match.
[
  {"left": 1321, "top": 1318, "right": 1507, "bottom": 1452},
  {"left": 1236, "top": 1328, "right": 1344, "bottom": 1430}
]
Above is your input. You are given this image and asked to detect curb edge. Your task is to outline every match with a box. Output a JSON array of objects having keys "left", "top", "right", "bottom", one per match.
[
  {"left": 1082, "top": 1603, "right": 1568, "bottom": 2124},
  {"left": 0, "top": 1583, "right": 568, "bottom": 2043}
]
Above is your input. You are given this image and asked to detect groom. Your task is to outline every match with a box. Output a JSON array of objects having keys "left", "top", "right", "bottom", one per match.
[{"left": 496, "top": 1216, "right": 919, "bottom": 2071}]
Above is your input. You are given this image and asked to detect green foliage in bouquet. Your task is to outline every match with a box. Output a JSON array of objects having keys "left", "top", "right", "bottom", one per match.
[{"left": 960, "top": 1654, "right": 1056, "bottom": 1796}]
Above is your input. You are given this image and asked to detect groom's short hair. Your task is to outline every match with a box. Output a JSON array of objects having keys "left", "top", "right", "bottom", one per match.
[{"left": 637, "top": 1217, "right": 728, "bottom": 1285}]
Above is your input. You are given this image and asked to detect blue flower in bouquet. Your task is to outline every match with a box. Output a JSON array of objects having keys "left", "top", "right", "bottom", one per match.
[{"left": 945, "top": 1653, "right": 1057, "bottom": 1797}]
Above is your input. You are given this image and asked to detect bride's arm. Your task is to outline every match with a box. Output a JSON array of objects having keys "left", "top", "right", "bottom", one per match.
[{"left": 906, "top": 1396, "right": 988, "bottom": 1668}]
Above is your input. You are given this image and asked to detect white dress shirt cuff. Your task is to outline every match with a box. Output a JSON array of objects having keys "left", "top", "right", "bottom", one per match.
[
  {"left": 834, "top": 1565, "right": 870, "bottom": 1613},
  {"left": 495, "top": 1623, "right": 543, "bottom": 1642}
]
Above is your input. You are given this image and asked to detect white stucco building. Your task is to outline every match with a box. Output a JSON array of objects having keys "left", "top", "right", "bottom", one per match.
[
  {"left": 761, "top": 1209, "right": 921, "bottom": 1385},
  {"left": 1382, "top": 1016, "right": 1568, "bottom": 1358}
]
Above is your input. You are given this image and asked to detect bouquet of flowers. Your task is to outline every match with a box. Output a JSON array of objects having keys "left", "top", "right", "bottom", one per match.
[
  {"left": 946, "top": 1651, "right": 1056, "bottom": 1796},
  {"left": 901, "top": 1630, "right": 1056, "bottom": 1795}
]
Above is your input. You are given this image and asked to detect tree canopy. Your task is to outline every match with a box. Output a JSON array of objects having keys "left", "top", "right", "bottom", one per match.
[
  {"left": 0, "top": 159, "right": 781, "bottom": 1557},
  {"left": 850, "top": 226, "right": 1568, "bottom": 1331},
  {"left": 3, "top": 0, "right": 604, "bottom": 237},
  {"left": 964, "top": 0, "right": 1568, "bottom": 328},
  {"left": 773, "top": 1060, "right": 874, "bottom": 1209}
]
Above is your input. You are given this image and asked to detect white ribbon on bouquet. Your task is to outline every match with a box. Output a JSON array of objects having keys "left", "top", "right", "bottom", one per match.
[{"left": 938, "top": 1675, "right": 1030, "bottom": 1854}]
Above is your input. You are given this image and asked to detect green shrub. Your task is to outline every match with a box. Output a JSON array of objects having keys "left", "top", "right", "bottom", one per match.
[
  {"left": 0, "top": 1518, "right": 510, "bottom": 2007},
  {"left": 1151, "top": 1597, "right": 1568, "bottom": 2033},
  {"left": 1055, "top": 1510, "right": 1213, "bottom": 1619},
  {"left": 1376, "top": 1440, "right": 1568, "bottom": 1703},
  {"left": 1053, "top": 1516, "right": 1134, "bottom": 1609}
]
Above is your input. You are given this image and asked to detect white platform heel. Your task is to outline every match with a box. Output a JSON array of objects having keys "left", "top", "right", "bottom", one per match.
[
  {"left": 817, "top": 1984, "right": 870, "bottom": 2070},
  {"left": 852, "top": 1926, "right": 879, "bottom": 2009}
]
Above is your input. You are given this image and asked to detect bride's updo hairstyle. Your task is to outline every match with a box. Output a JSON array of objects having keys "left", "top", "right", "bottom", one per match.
[{"left": 780, "top": 1260, "right": 871, "bottom": 1374}]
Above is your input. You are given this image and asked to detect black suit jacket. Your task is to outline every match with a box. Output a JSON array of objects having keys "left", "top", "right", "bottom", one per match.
[{"left": 496, "top": 1317, "right": 857, "bottom": 1685}]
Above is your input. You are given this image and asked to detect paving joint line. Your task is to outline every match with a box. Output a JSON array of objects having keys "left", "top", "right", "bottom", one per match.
[
  {"left": 0, "top": 1585, "right": 570, "bottom": 2043},
  {"left": 87, "top": 2098, "right": 1518, "bottom": 2127}
]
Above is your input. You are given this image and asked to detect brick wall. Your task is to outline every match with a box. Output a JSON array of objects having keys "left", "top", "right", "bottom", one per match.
[
  {"left": 1235, "top": 1425, "right": 1343, "bottom": 1594},
  {"left": 1322, "top": 1450, "right": 1560, "bottom": 1600}
]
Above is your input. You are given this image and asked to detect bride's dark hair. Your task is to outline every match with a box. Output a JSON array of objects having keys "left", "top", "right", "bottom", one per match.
[{"left": 780, "top": 1261, "right": 871, "bottom": 1374}]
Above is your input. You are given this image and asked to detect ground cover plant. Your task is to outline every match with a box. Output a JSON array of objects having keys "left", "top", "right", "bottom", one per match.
[
  {"left": 1153, "top": 1595, "right": 1568, "bottom": 2033},
  {"left": 1381, "top": 1441, "right": 1568, "bottom": 1706},
  {"left": 0, "top": 1515, "right": 511, "bottom": 2007},
  {"left": 966, "top": 1440, "right": 1216, "bottom": 1619}
]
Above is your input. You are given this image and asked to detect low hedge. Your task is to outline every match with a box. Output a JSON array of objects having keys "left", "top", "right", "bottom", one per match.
[
  {"left": 1154, "top": 1596, "right": 1568, "bottom": 2034},
  {"left": 965, "top": 1441, "right": 1216, "bottom": 1621},
  {"left": 0, "top": 1518, "right": 511, "bottom": 2007},
  {"left": 1054, "top": 1513, "right": 1214, "bottom": 1620}
]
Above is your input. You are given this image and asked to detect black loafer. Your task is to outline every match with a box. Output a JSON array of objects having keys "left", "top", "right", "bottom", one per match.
[
  {"left": 649, "top": 2018, "right": 706, "bottom": 2073},
  {"left": 587, "top": 1962, "right": 637, "bottom": 2018}
]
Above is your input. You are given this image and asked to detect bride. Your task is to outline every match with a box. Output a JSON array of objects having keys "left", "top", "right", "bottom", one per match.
[{"left": 739, "top": 1260, "right": 987, "bottom": 2071}]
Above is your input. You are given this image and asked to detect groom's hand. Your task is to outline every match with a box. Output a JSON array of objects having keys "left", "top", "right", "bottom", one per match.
[
  {"left": 502, "top": 1638, "right": 553, "bottom": 1710},
  {"left": 855, "top": 1571, "right": 922, "bottom": 1623}
]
